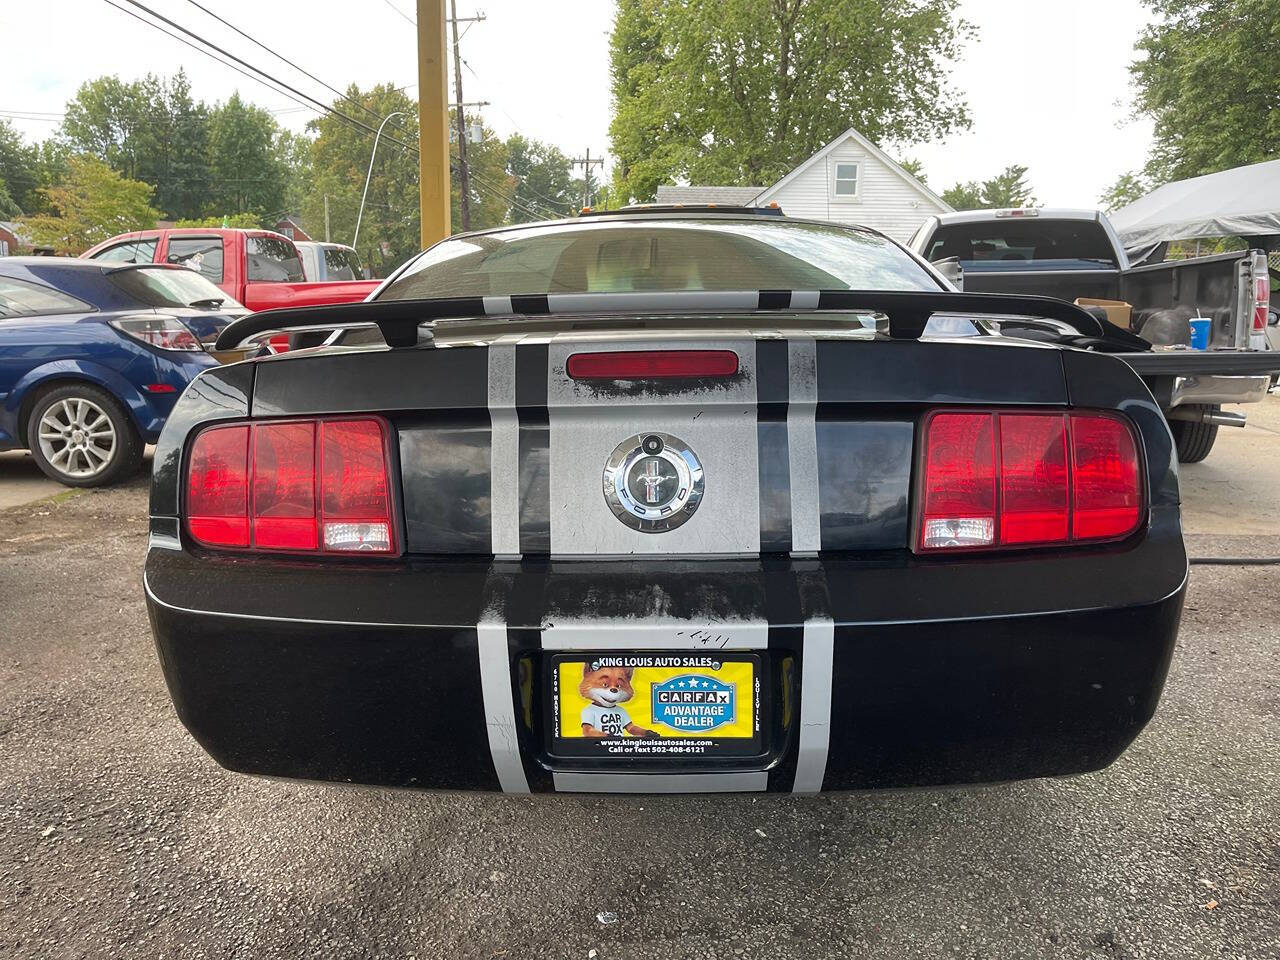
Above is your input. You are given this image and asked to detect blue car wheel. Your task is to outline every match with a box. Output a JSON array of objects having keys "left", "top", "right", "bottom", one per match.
[{"left": 27, "top": 383, "right": 143, "bottom": 487}]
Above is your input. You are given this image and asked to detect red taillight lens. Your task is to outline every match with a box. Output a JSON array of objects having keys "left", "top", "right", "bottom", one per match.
[
  {"left": 252, "top": 421, "right": 317, "bottom": 550},
  {"left": 1254, "top": 275, "right": 1270, "bottom": 332},
  {"left": 320, "top": 420, "right": 393, "bottom": 552},
  {"left": 1070, "top": 414, "right": 1142, "bottom": 540},
  {"left": 919, "top": 413, "right": 996, "bottom": 549},
  {"left": 918, "top": 410, "right": 1142, "bottom": 552},
  {"left": 186, "top": 425, "right": 250, "bottom": 547},
  {"left": 999, "top": 414, "right": 1069, "bottom": 545},
  {"left": 185, "top": 418, "right": 396, "bottom": 555},
  {"left": 567, "top": 350, "right": 739, "bottom": 379}
]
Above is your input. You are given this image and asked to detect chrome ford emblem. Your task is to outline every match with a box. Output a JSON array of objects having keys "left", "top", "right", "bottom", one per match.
[{"left": 603, "top": 432, "right": 704, "bottom": 533}]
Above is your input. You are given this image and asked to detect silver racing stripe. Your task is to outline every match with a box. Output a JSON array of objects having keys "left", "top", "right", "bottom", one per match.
[
  {"left": 482, "top": 295, "right": 514, "bottom": 315},
  {"left": 786, "top": 337, "right": 821, "bottom": 554},
  {"left": 488, "top": 338, "right": 521, "bottom": 557},
  {"left": 476, "top": 620, "right": 530, "bottom": 794},
  {"left": 792, "top": 617, "right": 835, "bottom": 793}
]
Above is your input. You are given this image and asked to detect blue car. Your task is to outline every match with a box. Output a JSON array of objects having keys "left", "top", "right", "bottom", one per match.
[{"left": 0, "top": 257, "right": 247, "bottom": 487}]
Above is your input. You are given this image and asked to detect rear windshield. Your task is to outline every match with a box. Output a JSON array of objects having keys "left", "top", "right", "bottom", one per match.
[
  {"left": 323, "top": 246, "right": 363, "bottom": 281},
  {"left": 247, "top": 236, "right": 305, "bottom": 283},
  {"left": 924, "top": 219, "right": 1118, "bottom": 270},
  {"left": 377, "top": 218, "right": 939, "bottom": 300},
  {"left": 109, "top": 266, "right": 245, "bottom": 310}
]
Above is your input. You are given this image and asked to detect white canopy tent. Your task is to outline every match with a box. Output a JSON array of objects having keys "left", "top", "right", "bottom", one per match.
[{"left": 1110, "top": 159, "right": 1280, "bottom": 251}]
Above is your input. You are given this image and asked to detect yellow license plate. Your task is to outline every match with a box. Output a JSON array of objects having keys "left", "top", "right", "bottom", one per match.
[{"left": 549, "top": 653, "right": 763, "bottom": 759}]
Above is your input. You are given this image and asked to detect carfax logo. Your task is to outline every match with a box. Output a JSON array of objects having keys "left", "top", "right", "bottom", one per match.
[{"left": 652, "top": 674, "right": 736, "bottom": 732}]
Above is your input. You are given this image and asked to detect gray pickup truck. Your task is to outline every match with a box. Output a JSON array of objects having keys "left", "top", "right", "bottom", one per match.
[{"left": 908, "top": 208, "right": 1278, "bottom": 461}]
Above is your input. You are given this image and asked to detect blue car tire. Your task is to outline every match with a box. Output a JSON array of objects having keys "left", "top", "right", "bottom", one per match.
[{"left": 26, "top": 383, "right": 144, "bottom": 488}]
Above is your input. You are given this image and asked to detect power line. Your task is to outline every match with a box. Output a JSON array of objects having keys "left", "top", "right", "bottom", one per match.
[
  {"left": 98, "top": 0, "right": 351, "bottom": 132},
  {"left": 116, "top": 0, "right": 420, "bottom": 157},
  {"left": 178, "top": 0, "right": 391, "bottom": 130},
  {"left": 379, "top": 0, "right": 415, "bottom": 25}
]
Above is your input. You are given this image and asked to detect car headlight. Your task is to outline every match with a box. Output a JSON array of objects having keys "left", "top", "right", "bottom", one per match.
[{"left": 109, "top": 315, "right": 202, "bottom": 351}]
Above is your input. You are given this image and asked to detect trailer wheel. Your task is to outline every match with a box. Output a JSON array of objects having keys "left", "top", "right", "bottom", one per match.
[{"left": 1170, "top": 405, "right": 1219, "bottom": 463}]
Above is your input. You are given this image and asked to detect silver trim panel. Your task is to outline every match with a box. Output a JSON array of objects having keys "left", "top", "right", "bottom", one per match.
[
  {"left": 476, "top": 621, "right": 530, "bottom": 794},
  {"left": 792, "top": 618, "right": 835, "bottom": 793}
]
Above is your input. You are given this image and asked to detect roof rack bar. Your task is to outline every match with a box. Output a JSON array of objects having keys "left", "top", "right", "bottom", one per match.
[{"left": 213, "top": 290, "right": 1150, "bottom": 352}]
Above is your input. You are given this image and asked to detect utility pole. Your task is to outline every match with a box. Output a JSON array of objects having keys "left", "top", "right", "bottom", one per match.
[
  {"left": 323, "top": 195, "right": 330, "bottom": 242},
  {"left": 571, "top": 148, "right": 605, "bottom": 210},
  {"left": 448, "top": 1, "right": 485, "bottom": 232},
  {"left": 418, "top": 0, "right": 450, "bottom": 246}
]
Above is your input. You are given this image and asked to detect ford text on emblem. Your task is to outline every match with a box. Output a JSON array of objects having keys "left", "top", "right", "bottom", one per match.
[{"left": 603, "top": 432, "right": 704, "bottom": 533}]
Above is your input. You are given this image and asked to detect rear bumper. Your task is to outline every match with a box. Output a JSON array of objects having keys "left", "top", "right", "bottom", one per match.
[{"left": 144, "top": 522, "right": 1187, "bottom": 794}]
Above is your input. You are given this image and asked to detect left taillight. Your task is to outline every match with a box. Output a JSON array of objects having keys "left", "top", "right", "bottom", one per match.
[
  {"left": 110, "top": 315, "right": 203, "bottom": 351},
  {"left": 185, "top": 417, "right": 396, "bottom": 555},
  {"left": 917, "top": 409, "right": 1143, "bottom": 553}
]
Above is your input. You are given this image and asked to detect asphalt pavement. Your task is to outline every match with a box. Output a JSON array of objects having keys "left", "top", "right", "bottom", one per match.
[{"left": 1, "top": 402, "right": 1278, "bottom": 959}]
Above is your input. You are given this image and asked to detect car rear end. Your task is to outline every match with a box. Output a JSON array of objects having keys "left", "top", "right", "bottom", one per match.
[{"left": 145, "top": 322, "right": 1184, "bottom": 794}]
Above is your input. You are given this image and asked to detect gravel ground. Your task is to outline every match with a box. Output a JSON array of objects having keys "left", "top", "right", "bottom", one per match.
[{"left": 1, "top": 466, "right": 1278, "bottom": 958}]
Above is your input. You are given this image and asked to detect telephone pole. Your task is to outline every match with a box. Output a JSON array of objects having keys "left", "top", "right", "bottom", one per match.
[
  {"left": 448, "top": 1, "right": 485, "bottom": 231},
  {"left": 417, "top": 0, "right": 450, "bottom": 246},
  {"left": 571, "top": 148, "right": 605, "bottom": 210}
]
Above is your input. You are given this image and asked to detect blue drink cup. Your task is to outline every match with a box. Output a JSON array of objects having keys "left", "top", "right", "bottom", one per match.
[{"left": 1189, "top": 317, "right": 1210, "bottom": 350}]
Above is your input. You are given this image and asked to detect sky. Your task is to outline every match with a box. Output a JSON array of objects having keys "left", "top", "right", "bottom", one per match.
[{"left": 0, "top": 0, "right": 1155, "bottom": 208}]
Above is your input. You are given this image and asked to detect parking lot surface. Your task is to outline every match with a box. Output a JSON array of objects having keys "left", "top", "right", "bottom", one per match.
[{"left": 1, "top": 402, "right": 1278, "bottom": 960}]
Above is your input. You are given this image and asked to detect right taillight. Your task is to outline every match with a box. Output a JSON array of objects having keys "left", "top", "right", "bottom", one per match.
[
  {"left": 918, "top": 410, "right": 1143, "bottom": 552},
  {"left": 185, "top": 417, "right": 396, "bottom": 555}
]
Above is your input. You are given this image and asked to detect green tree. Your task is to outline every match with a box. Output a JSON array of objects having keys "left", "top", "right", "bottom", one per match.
[
  {"left": 0, "top": 119, "right": 40, "bottom": 214},
  {"left": 175, "top": 213, "right": 262, "bottom": 228},
  {"left": 60, "top": 71, "right": 212, "bottom": 220},
  {"left": 1130, "top": 0, "right": 1280, "bottom": 182},
  {"left": 979, "top": 164, "right": 1035, "bottom": 208},
  {"left": 20, "top": 155, "right": 157, "bottom": 254},
  {"left": 941, "top": 180, "right": 983, "bottom": 210},
  {"left": 941, "top": 165, "right": 1035, "bottom": 210},
  {"left": 62, "top": 75, "right": 149, "bottom": 181},
  {"left": 609, "top": 0, "right": 972, "bottom": 202},
  {"left": 1099, "top": 171, "right": 1153, "bottom": 212},
  {"left": 453, "top": 113, "right": 513, "bottom": 230},
  {"left": 506, "top": 134, "right": 576, "bottom": 220},
  {"left": 897, "top": 157, "right": 928, "bottom": 185},
  {"left": 0, "top": 177, "right": 19, "bottom": 219},
  {"left": 207, "top": 93, "right": 287, "bottom": 220},
  {"left": 302, "top": 84, "right": 420, "bottom": 272}
]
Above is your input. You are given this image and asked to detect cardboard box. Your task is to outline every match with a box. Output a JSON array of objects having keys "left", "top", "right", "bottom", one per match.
[{"left": 1074, "top": 297, "right": 1132, "bottom": 329}]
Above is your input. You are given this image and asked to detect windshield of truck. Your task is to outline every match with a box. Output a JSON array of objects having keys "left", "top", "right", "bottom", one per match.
[
  {"left": 109, "top": 266, "right": 245, "bottom": 309},
  {"left": 377, "top": 218, "right": 941, "bottom": 300},
  {"left": 323, "top": 246, "right": 363, "bottom": 281},
  {"left": 924, "top": 219, "right": 1118, "bottom": 271},
  {"left": 247, "top": 235, "right": 306, "bottom": 283}
]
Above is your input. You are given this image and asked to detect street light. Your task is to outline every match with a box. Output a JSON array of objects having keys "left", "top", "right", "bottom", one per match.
[{"left": 353, "top": 111, "right": 407, "bottom": 252}]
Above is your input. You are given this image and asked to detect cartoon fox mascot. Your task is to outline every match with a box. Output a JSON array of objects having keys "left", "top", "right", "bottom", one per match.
[{"left": 579, "top": 664, "right": 660, "bottom": 738}]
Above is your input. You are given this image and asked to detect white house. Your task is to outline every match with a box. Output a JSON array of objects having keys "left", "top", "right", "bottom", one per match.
[{"left": 654, "top": 127, "right": 952, "bottom": 242}]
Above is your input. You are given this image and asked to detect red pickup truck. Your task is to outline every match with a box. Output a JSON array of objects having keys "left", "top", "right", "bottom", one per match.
[{"left": 82, "top": 228, "right": 379, "bottom": 312}]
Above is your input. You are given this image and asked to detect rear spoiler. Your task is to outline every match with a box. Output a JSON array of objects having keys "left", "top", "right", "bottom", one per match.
[{"left": 213, "top": 290, "right": 1151, "bottom": 352}]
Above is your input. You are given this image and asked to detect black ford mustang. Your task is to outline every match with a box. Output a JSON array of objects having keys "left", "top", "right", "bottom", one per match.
[{"left": 144, "top": 212, "right": 1185, "bottom": 794}]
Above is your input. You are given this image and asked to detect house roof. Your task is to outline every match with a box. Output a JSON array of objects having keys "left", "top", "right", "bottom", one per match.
[
  {"left": 754, "top": 127, "right": 953, "bottom": 213},
  {"left": 654, "top": 185, "right": 765, "bottom": 205}
]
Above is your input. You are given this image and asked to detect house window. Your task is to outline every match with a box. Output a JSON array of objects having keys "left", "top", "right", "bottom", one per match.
[{"left": 833, "top": 162, "right": 860, "bottom": 198}]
